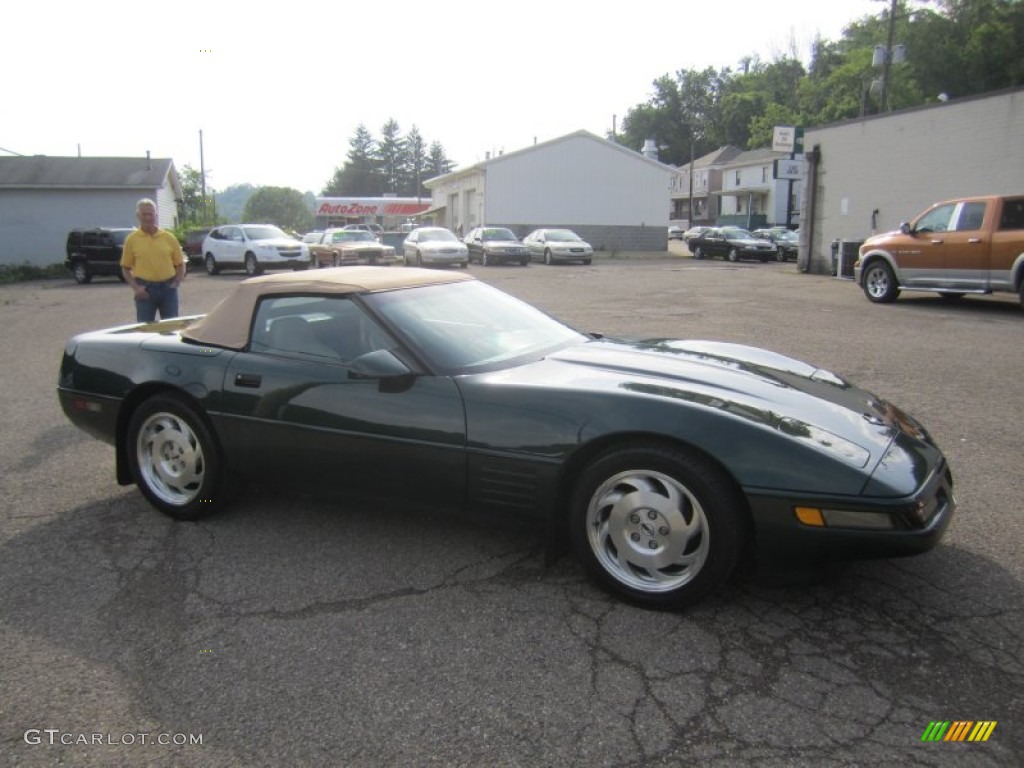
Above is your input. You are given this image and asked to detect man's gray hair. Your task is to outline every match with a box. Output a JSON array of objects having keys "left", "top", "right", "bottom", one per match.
[{"left": 136, "top": 198, "right": 157, "bottom": 213}]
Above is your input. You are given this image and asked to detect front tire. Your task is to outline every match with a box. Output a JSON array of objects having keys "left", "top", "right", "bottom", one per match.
[
  {"left": 204, "top": 253, "right": 219, "bottom": 275},
  {"left": 728, "top": 248, "right": 739, "bottom": 262},
  {"left": 244, "top": 253, "right": 261, "bottom": 276},
  {"left": 570, "top": 444, "right": 744, "bottom": 608},
  {"left": 693, "top": 246, "right": 704, "bottom": 260},
  {"left": 544, "top": 249, "right": 553, "bottom": 265},
  {"left": 862, "top": 260, "right": 900, "bottom": 303},
  {"left": 72, "top": 261, "right": 92, "bottom": 284},
  {"left": 482, "top": 252, "right": 490, "bottom": 266},
  {"left": 126, "top": 394, "right": 224, "bottom": 520}
]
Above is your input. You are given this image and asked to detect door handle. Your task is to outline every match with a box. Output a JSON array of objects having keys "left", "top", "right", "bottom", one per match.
[
  {"left": 930, "top": 239, "right": 944, "bottom": 245},
  {"left": 968, "top": 238, "right": 981, "bottom": 244},
  {"left": 234, "top": 373, "right": 262, "bottom": 388}
]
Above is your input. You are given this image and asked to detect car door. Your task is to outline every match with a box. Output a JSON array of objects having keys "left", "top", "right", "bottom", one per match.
[
  {"left": 217, "top": 294, "right": 467, "bottom": 508},
  {"left": 465, "top": 228, "right": 482, "bottom": 262},
  {"left": 897, "top": 203, "right": 958, "bottom": 288},
  {"left": 943, "top": 201, "right": 990, "bottom": 290},
  {"left": 525, "top": 232, "right": 544, "bottom": 260}
]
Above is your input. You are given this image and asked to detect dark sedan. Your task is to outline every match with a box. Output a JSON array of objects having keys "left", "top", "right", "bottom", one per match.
[
  {"left": 752, "top": 227, "right": 799, "bottom": 262},
  {"left": 464, "top": 227, "right": 529, "bottom": 266},
  {"left": 58, "top": 268, "right": 954, "bottom": 609},
  {"left": 688, "top": 226, "right": 778, "bottom": 262}
]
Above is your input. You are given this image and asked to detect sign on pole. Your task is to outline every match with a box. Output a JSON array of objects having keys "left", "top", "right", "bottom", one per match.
[
  {"left": 772, "top": 125, "right": 804, "bottom": 155},
  {"left": 773, "top": 158, "right": 805, "bottom": 180}
]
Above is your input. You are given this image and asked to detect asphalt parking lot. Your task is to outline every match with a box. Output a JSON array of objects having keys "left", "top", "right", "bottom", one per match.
[{"left": 2, "top": 252, "right": 1022, "bottom": 766}]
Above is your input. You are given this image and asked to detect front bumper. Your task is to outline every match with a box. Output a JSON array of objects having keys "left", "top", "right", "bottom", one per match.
[{"left": 747, "top": 459, "right": 955, "bottom": 561}]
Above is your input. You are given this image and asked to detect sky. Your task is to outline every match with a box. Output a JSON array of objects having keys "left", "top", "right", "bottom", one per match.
[{"left": 4, "top": 0, "right": 885, "bottom": 194}]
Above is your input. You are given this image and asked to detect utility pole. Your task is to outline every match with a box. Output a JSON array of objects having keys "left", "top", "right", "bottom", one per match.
[
  {"left": 880, "top": 0, "right": 898, "bottom": 113},
  {"left": 199, "top": 129, "right": 207, "bottom": 223}
]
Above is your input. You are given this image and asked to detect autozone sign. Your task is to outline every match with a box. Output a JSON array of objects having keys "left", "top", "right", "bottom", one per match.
[{"left": 316, "top": 198, "right": 431, "bottom": 216}]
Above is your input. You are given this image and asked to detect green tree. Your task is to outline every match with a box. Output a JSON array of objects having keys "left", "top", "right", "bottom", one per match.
[
  {"left": 176, "top": 164, "right": 218, "bottom": 225},
  {"left": 427, "top": 141, "right": 455, "bottom": 178},
  {"left": 375, "top": 119, "right": 407, "bottom": 194},
  {"left": 322, "top": 124, "right": 380, "bottom": 195},
  {"left": 403, "top": 125, "right": 428, "bottom": 197},
  {"left": 242, "top": 187, "right": 314, "bottom": 231}
]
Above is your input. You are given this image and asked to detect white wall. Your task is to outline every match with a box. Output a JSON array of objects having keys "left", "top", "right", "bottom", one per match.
[
  {"left": 485, "top": 135, "right": 670, "bottom": 226},
  {"left": 803, "top": 87, "right": 1024, "bottom": 271}
]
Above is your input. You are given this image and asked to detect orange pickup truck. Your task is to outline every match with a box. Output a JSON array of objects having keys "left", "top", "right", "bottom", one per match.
[{"left": 855, "top": 195, "right": 1024, "bottom": 308}]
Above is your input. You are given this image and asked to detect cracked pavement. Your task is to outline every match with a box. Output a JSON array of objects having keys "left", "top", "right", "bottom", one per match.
[{"left": 1, "top": 255, "right": 1021, "bottom": 766}]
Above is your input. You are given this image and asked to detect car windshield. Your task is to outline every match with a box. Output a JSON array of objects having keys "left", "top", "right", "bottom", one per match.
[
  {"left": 112, "top": 230, "right": 132, "bottom": 245},
  {"left": 365, "top": 280, "right": 585, "bottom": 373},
  {"left": 545, "top": 230, "right": 582, "bottom": 242},
  {"left": 721, "top": 227, "right": 754, "bottom": 238},
  {"left": 418, "top": 229, "right": 458, "bottom": 243},
  {"left": 775, "top": 231, "right": 798, "bottom": 242},
  {"left": 482, "top": 228, "right": 517, "bottom": 241},
  {"left": 331, "top": 231, "right": 375, "bottom": 243},
  {"left": 243, "top": 226, "right": 288, "bottom": 241}
]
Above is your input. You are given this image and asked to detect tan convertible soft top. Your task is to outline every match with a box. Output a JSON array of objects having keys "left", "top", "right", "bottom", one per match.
[{"left": 182, "top": 266, "right": 475, "bottom": 349}]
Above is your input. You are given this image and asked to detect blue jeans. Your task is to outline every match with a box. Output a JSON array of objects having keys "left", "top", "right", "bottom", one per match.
[{"left": 135, "top": 279, "right": 179, "bottom": 322}]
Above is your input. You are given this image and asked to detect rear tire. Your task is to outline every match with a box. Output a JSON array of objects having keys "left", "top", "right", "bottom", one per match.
[
  {"left": 570, "top": 443, "right": 744, "bottom": 608},
  {"left": 126, "top": 393, "right": 224, "bottom": 521}
]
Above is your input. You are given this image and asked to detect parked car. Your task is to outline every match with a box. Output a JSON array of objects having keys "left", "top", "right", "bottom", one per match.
[
  {"left": 65, "top": 227, "right": 133, "bottom": 284},
  {"left": 301, "top": 231, "right": 323, "bottom": 245},
  {"left": 687, "top": 226, "right": 777, "bottom": 262},
  {"left": 57, "top": 266, "right": 956, "bottom": 608},
  {"left": 182, "top": 227, "right": 212, "bottom": 269},
  {"left": 342, "top": 223, "right": 384, "bottom": 240},
  {"left": 522, "top": 229, "right": 594, "bottom": 265},
  {"left": 202, "top": 224, "right": 311, "bottom": 276},
  {"left": 752, "top": 227, "right": 799, "bottom": 262},
  {"left": 308, "top": 228, "right": 398, "bottom": 267},
  {"left": 682, "top": 226, "right": 712, "bottom": 243},
  {"left": 464, "top": 227, "right": 530, "bottom": 266},
  {"left": 402, "top": 227, "right": 468, "bottom": 268},
  {"left": 668, "top": 226, "right": 686, "bottom": 241},
  {"left": 855, "top": 194, "right": 1024, "bottom": 306}
]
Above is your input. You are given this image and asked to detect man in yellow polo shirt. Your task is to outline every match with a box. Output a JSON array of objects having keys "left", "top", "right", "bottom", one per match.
[{"left": 120, "top": 198, "right": 186, "bottom": 322}]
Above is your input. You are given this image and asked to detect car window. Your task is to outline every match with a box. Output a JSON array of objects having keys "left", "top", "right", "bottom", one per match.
[
  {"left": 250, "top": 296, "right": 393, "bottom": 362},
  {"left": 916, "top": 204, "right": 956, "bottom": 233},
  {"left": 243, "top": 225, "right": 287, "bottom": 241},
  {"left": 365, "top": 280, "right": 584, "bottom": 373},
  {"left": 955, "top": 202, "right": 987, "bottom": 231},
  {"left": 482, "top": 228, "right": 516, "bottom": 241},
  {"left": 999, "top": 199, "right": 1024, "bottom": 230}
]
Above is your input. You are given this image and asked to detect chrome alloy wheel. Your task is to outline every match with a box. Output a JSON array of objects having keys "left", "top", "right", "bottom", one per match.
[
  {"left": 136, "top": 411, "right": 205, "bottom": 506},
  {"left": 585, "top": 469, "right": 710, "bottom": 593},
  {"left": 864, "top": 264, "right": 892, "bottom": 299}
]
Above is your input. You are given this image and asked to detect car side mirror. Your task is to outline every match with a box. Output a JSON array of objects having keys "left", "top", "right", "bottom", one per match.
[
  {"left": 348, "top": 348, "right": 413, "bottom": 380},
  {"left": 899, "top": 221, "right": 911, "bottom": 234}
]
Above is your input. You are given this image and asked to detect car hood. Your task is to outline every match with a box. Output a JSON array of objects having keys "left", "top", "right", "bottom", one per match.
[
  {"left": 508, "top": 338, "right": 925, "bottom": 467},
  {"left": 483, "top": 240, "right": 525, "bottom": 248}
]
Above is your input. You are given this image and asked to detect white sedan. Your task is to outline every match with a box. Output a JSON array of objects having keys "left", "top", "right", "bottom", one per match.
[
  {"left": 523, "top": 229, "right": 594, "bottom": 265},
  {"left": 402, "top": 227, "right": 468, "bottom": 269}
]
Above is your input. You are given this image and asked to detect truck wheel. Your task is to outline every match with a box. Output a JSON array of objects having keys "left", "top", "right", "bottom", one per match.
[
  {"left": 72, "top": 261, "right": 92, "bottom": 284},
  {"left": 862, "top": 261, "right": 900, "bottom": 303}
]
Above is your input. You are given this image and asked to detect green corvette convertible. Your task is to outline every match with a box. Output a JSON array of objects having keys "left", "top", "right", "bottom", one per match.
[{"left": 58, "top": 267, "right": 955, "bottom": 608}]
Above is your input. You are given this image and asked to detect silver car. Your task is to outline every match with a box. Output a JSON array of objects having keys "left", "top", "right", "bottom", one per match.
[
  {"left": 403, "top": 227, "right": 468, "bottom": 268},
  {"left": 523, "top": 229, "right": 594, "bottom": 265}
]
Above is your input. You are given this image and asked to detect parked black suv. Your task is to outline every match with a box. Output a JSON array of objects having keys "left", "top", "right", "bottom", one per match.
[{"left": 65, "top": 228, "right": 133, "bottom": 284}]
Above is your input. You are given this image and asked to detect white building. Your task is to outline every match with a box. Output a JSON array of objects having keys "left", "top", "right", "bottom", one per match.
[
  {"left": 716, "top": 148, "right": 800, "bottom": 230},
  {"left": 0, "top": 155, "right": 182, "bottom": 267},
  {"left": 423, "top": 130, "right": 674, "bottom": 251}
]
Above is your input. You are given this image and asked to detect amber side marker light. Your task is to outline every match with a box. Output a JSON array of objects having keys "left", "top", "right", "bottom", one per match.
[{"left": 794, "top": 506, "right": 895, "bottom": 530}]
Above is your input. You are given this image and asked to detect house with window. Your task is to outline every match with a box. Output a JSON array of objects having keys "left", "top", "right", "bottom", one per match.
[
  {"left": 0, "top": 154, "right": 181, "bottom": 267},
  {"left": 669, "top": 146, "right": 743, "bottom": 228},
  {"left": 715, "top": 148, "right": 799, "bottom": 230}
]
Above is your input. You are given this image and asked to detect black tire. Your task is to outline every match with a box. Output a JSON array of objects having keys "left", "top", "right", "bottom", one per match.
[
  {"left": 862, "top": 260, "right": 900, "bottom": 303},
  {"left": 544, "top": 249, "right": 553, "bottom": 265},
  {"left": 72, "top": 261, "right": 92, "bottom": 284},
  {"left": 777, "top": 250, "right": 787, "bottom": 262},
  {"left": 204, "top": 253, "right": 219, "bottom": 275},
  {"left": 482, "top": 252, "right": 490, "bottom": 267},
  {"left": 583, "top": 258, "right": 592, "bottom": 266},
  {"left": 693, "top": 246, "right": 704, "bottom": 260},
  {"left": 570, "top": 443, "right": 744, "bottom": 608},
  {"left": 728, "top": 248, "right": 739, "bottom": 262},
  {"left": 520, "top": 259, "right": 529, "bottom": 267},
  {"left": 244, "top": 253, "right": 261, "bottom": 276},
  {"left": 126, "top": 394, "right": 225, "bottom": 521}
]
